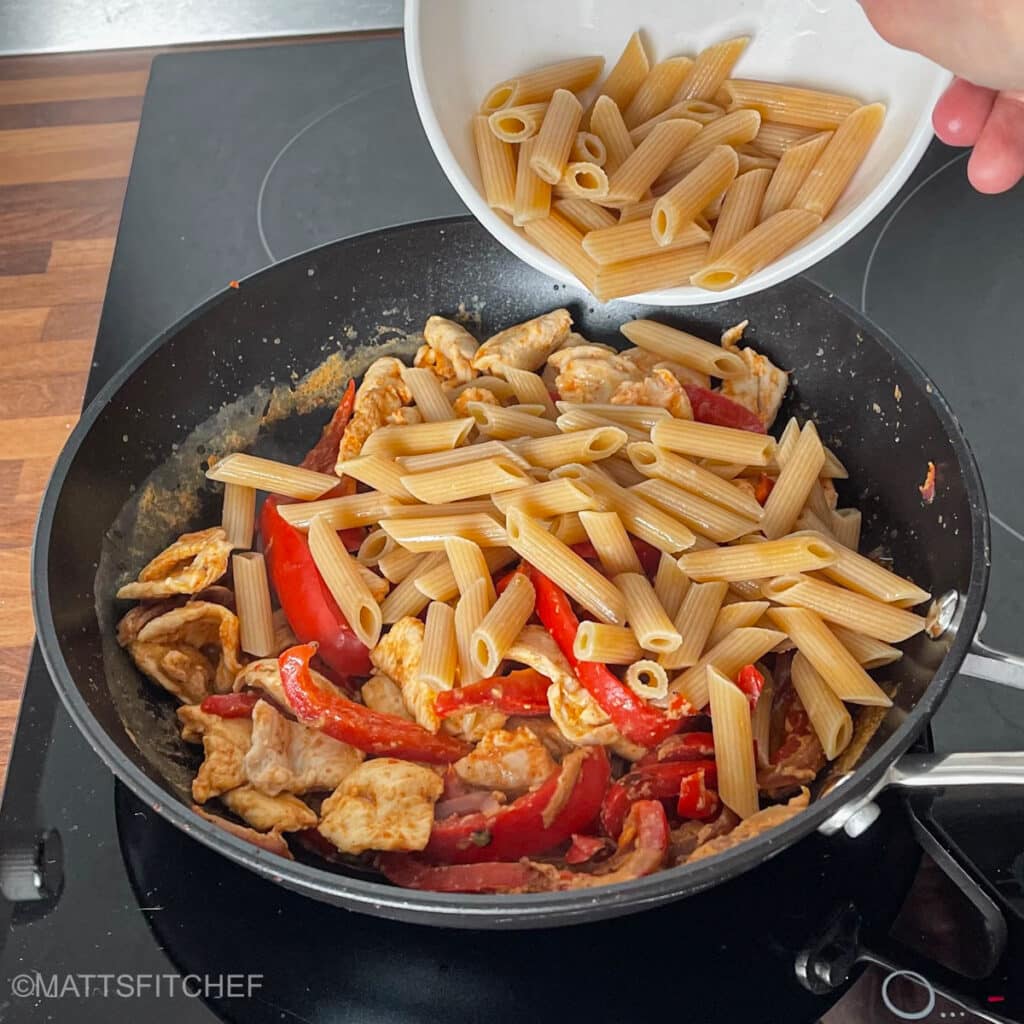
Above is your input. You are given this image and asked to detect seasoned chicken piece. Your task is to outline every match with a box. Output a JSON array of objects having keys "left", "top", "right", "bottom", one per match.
[
  {"left": 317, "top": 758, "right": 444, "bottom": 854},
  {"left": 361, "top": 674, "right": 413, "bottom": 720},
  {"left": 117, "top": 527, "right": 233, "bottom": 600},
  {"left": 506, "top": 626, "right": 575, "bottom": 690},
  {"left": 177, "top": 704, "right": 253, "bottom": 803},
  {"left": 454, "top": 726, "right": 557, "bottom": 793},
  {"left": 554, "top": 331, "right": 615, "bottom": 353},
  {"left": 116, "top": 596, "right": 186, "bottom": 646},
  {"left": 610, "top": 367, "right": 694, "bottom": 419},
  {"left": 685, "top": 789, "right": 810, "bottom": 862},
  {"left": 221, "top": 785, "right": 317, "bottom": 833},
  {"left": 620, "top": 346, "right": 711, "bottom": 390},
  {"left": 192, "top": 804, "right": 293, "bottom": 859},
  {"left": 357, "top": 356, "right": 413, "bottom": 407},
  {"left": 337, "top": 385, "right": 408, "bottom": 464},
  {"left": 547, "top": 677, "right": 620, "bottom": 747},
  {"left": 132, "top": 601, "right": 244, "bottom": 697},
  {"left": 473, "top": 309, "right": 572, "bottom": 375},
  {"left": 720, "top": 319, "right": 749, "bottom": 349},
  {"left": 452, "top": 386, "right": 499, "bottom": 418},
  {"left": 548, "top": 345, "right": 641, "bottom": 403},
  {"left": 414, "top": 316, "right": 479, "bottom": 385},
  {"left": 232, "top": 658, "right": 351, "bottom": 713},
  {"left": 370, "top": 617, "right": 440, "bottom": 731},
  {"left": 443, "top": 707, "right": 508, "bottom": 744},
  {"left": 719, "top": 346, "right": 789, "bottom": 430},
  {"left": 244, "top": 699, "right": 363, "bottom": 796}
]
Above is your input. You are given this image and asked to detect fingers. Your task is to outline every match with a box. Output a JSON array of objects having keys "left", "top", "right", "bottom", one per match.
[
  {"left": 967, "top": 91, "right": 1024, "bottom": 194},
  {"left": 933, "top": 78, "right": 997, "bottom": 147}
]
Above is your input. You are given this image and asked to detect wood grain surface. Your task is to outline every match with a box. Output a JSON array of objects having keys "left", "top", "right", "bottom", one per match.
[{"left": 0, "top": 49, "right": 152, "bottom": 788}]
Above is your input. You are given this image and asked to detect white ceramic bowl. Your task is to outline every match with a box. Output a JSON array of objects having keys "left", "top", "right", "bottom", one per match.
[{"left": 405, "top": 0, "right": 950, "bottom": 306}]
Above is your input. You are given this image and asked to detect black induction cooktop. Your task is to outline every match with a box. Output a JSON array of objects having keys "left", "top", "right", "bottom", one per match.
[{"left": 1, "top": 34, "right": 1023, "bottom": 1024}]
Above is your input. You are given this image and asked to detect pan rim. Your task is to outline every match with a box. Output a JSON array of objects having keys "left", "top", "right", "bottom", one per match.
[{"left": 31, "top": 215, "right": 990, "bottom": 924}]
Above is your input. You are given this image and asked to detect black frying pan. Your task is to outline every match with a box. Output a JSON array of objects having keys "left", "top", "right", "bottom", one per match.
[{"left": 31, "top": 217, "right": 1017, "bottom": 929}]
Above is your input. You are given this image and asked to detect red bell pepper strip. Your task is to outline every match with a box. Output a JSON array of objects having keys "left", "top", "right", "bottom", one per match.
[
  {"left": 377, "top": 855, "right": 550, "bottom": 893},
  {"left": 636, "top": 731, "right": 715, "bottom": 767},
  {"left": 571, "top": 537, "right": 661, "bottom": 577},
  {"left": 676, "top": 766, "right": 720, "bottom": 821},
  {"left": 495, "top": 563, "right": 528, "bottom": 596},
  {"left": 434, "top": 668, "right": 551, "bottom": 718},
  {"left": 300, "top": 378, "right": 356, "bottom": 473},
  {"left": 754, "top": 473, "right": 775, "bottom": 505},
  {"left": 683, "top": 384, "right": 766, "bottom": 434},
  {"left": 736, "top": 664, "right": 766, "bottom": 712},
  {"left": 199, "top": 691, "right": 261, "bottom": 718},
  {"left": 530, "top": 567, "right": 687, "bottom": 748},
  {"left": 565, "top": 833, "right": 613, "bottom": 865},
  {"left": 278, "top": 643, "right": 470, "bottom": 764},
  {"left": 423, "top": 746, "right": 610, "bottom": 863},
  {"left": 600, "top": 759, "right": 718, "bottom": 838}
]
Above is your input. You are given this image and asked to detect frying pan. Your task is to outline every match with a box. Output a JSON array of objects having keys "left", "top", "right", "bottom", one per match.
[{"left": 31, "top": 217, "right": 1024, "bottom": 929}]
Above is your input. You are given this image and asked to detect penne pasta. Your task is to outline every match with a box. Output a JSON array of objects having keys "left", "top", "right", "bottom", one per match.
[
  {"left": 378, "top": 547, "right": 425, "bottom": 584},
  {"left": 605, "top": 119, "right": 702, "bottom": 205},
  {"left": 617, "top": 571, "right": 682, "bottom": 654},
  {"left": 455, "top": 577, "right": 491, "bottom": 685},
  {"left": 385, "top": 499, "right": 500, "bottom": 519},
  {"left": 513, "top": 137, "right": 553, "bottom": 226},
  {"left": 380, "top": 513, "right": 507, "bottom": 552},
  {"left": 795, "top": 507, "right": 836, "bottom": 539},
  {"left": 396, "top": 439, "right": 528, "bottom": 473},
  {"left": 221, "top": 482, "right": 256, "bottom": 549},
  {"left": 690, "top": 208, "right": 822, "bottom": 291},
  {"left": 706, "top": 666, "right": 759, "bottom": 819},
  {"left": 602, "top": 454, "right": 647, "bottom": 488},
  {"left": 552, "top": 511, "right": 589, "bottom": 546},
  {"left": 308, "top": 515, "right": 382, "bottom": 648},
  {"left": 557, "top": 408, "right": 647, "bottom": 444},
  {"left": 473, "top": 114, "right": 517, "bottom": 213},
  {"left": 232, "top": 552, "right": 276, "bottom": 657},
  {"left": 623, "top": 57, "right": 695, "bottom": 129},
  {"left": 625, "top": 660, "right": 669, "bottom": 700},
  {"left": 589, "top": 94, "right": 635, "bottom": 175},
  {"left": 419, "top": 601, "right": 458, "bottom": 691},
  {"left": 678, "top": 534, "right": 837, "bottom": 582},
  {"left": 831, "top": 508, "right": 862, "bottom": 551},
  {"left": 661, "top": 579, "right": 728, "bottom": 669},
  {"left": 753, "top": 122, "right": 815, "bottom": 158},
  {"left": 708, "top": 167, "right": 773, "bottom": 261},
  {"left": 653, "top": 146, "right": 738, "bottom": 247},
  {"left": 708, "top": 600, "right": 771, "bottom": 647},
  {"left": 448, "top": 376, "right": 518, "bottom": 403},
  {"left": 487, "top": 102, "right": 549, "bottom": 143},
  {"left": 379, "top": 552, "right": 444, "bottom": 622},
  {"left": 669, "top": 626, "right": 786, "bottom": 707},
  {"left": 593, "top": 243, "right": 709, "bottom": 300},
  {"left": 401, "top": 455, "right": 530, "bottom": 504},
  {"left": 469, "top": 403, "right": 560, "bottom": 440},
  {"left": 553, "top": 197, "right": 618, "bottom": 234},
  {"left": 720, "top": 80, "right": 861, "bottom": 129},
  {"left": 505, "top": 507, "right": 627, "bottom": 624},
  {"left": 472, "top": 572, "right": 537, "bottom": 676},
  {"left": 767, "top": 607, "right": 892, "bottom": 706},
  {"left": 493, "top": 478, "right": 597, "bottom": 518},
  {"left": 357, "top": 528, "right": 395, "bottom": 566},
  {"left": 761, "top": 422, "right": 826, "bottom": 539},
  {"left": 206, "top": 453, "right": 336, "bottom": 500},
  {"left": 512, "top": 426, "right": 627, "bottom": 468},
  {"left": 652, "top": 417, "right": 776, "bottom": 465},
  {"left": 654, "top": 550, "right": 691, "bottom": 621},
  {"left": 360, "top": 418, "right": 474, "bottom": 457},
  {"left": 675, "top": 36, "right": 749, "bottom": 102},
  {"left": 630, "top": 100, "right": 725, "bottom": 143},
  {"left": 522, "top": 212, "right": 599, "bottom": 293},
  {"left": 633, "top": 478, "right": 760, "bottom": 543},
  {"left": 655, "top": 109, "right": 761, "bottom": 186},
  {"left": 503, "top": 366, "right": 558, "bottom": 417},
  {"left": 401, "top": 366, "right": 455, "bottom": 423},
  {"left": 414, "top": 546, "right": 515, "bottom": 602},
  {"left": 444, "top": 536, "right": 497, "bottom": 604},
  {"left": 619, "top": 318, "right": 747, "bottom": 378},
  {"left": 790, "top": 653, "right": 853, "bottom": 760},
  {"left": 736, "top": 150, "right": 778, "bottom": 174},
  {"left": 587, "top": 31, "right": 650, "bottom": 122},
  {"left": 336, "top": 453, "right": 413, "bottom": 499},
  {"left": 751, "top": 665, "right": 775, "bottom": 768},
  {"left": 482, "top": 56, "right": 605, "bottom": 112},
  {"left": 579, "top": 509, "right": 643, "bottom": 574},
  {"left": 573, "top": 131, "right": 607, "bottom": 166},
  {"left": 561, "top": 403, "right": 671, "bottom": 431},
  {"left": 531, "top": 89, "right": 584, "bottom": 184},
  {"left": 829, "top": 623, "right": 903, "bottom": 669},
  {"left": 759, "top": 130, "right": 833, "bottom": 221},
  {"left": 582, "top": 217, "right": 709, "bottom": 264},
  {"left": 276, "top": 492, "right": 406, "bottom": 531},
  {"left": 574, "top": 622, "right": 644, "bottom": 664}
]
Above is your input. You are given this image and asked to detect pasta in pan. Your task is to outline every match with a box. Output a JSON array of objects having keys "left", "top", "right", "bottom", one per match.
[{"left": 115, "top": 307, "right": 930, "bottom": 893}]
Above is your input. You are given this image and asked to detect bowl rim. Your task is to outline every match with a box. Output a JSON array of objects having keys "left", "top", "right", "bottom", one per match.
[{"left": 403, "top": 0, "right": 953, "bottom": 307}]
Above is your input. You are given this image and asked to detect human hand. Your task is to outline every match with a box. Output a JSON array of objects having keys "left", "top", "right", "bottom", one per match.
[{"left": 859, "top": 0, "right": 1024, "bottom": 194}]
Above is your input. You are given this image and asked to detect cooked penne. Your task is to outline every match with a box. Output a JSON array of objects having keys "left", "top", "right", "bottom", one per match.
[
  {"left": 531, "top": 89, "right": 584, "bottom": 184},
  {"left": 795, "top": 507, "right": 836, "bottom": 539},
  {"left": 557, "top": 408, "right": 647, "bottom": 443},
  {"left": 690, "top": 208, "right": 822, "bottom": 291},
  {"left": 829, "top": 623, "right": 903, "bottom": 669},
  {"left": 380, "top": 513, "right": 507, "bottom": 552},
  {"left": 401, "top": 366, "right": 455, "bottom": 423},
  {"left": 602, "top": 454, "right": 647, "bottom": 488},
  {"left": 276, "top": 492, "right": 405, "bottom": 530},
  {"left": 574, "top": 622, "right": 644, "bottom": 664},
  {"left": 761, "top": 422, "right": 826, "bottom": 539},
  {"left": 482, "top": 56, "right": 604, "bottom": 112},
  {"left": 469, "top": 404, "right": 560, "bottom": 440},
  {"left": 561, "top": 403, "right": 671, "bottom": 431},
  {"left": 753, "top": 122, "right": 815, "bottom": 158},
  {"left": 587, "top": 31, "right": 650, "bottom": 122},
  {"left": 380, "top": 552, "right": 444, "bottom": 622},
  {"left": 552, "top": 511, "right": 589, "bottom": 546},
  {"left": 605, "top": 119, "right": 702, "bottom": 205},
  {"left": 761, "top": 573, "right": 925, "bottom": 642},
  {"left": 708, "top": 600, "right": 771, "bottom": 647},
  {"left": 619, "top": 318, "right": 747, "bottom": 378},
  {"left": 655, "top": 109, "right": 761, "bottom": 185},
  {"left": 396, "top": 439, "right": 528, "bottom": 473},
  {"left": 573, "top": 132, "right": 607, "bottom": 166},
  {"left": 473, "top": 114, "right": 517, "bottom": 213},
  {"left": 792, "top": 103, "right": 886, "bottom": 217},
  {"left": 232, "top": 552, "right": 276, "bottom": 657},
  {"left": 513, "top": 137, "right": 553, "bottom": 226},
  {"left": 360, "top": 418, "right": 474, "bottom": 457},
  {"left": 582, "top": 217, "right": 709, "bottom": 264},
  {"left": 308, "top": 515, "right": 382, "bottom": 648},
  {"left": 669, "top": 626, "right": 785, "bottom": 707},
  {"left": 522, "top": 212, "right": 599, "bottom": 293},
  {"left": 831, "top": 508, "right": 862, "bottom": 550},
  {"left": 357, "top": 528, "right": 395, "bottom": 566},
  {"left": 708, "top": 167, "right": 773, "bottom": 261},
  {"left": 221, "top": 482, "right": 256, "bottom": 549},
  {"left": 206, "top": 453, "right": 336, "bottom": 500},
  {"left": 337, "top": 453, "right": 413, "bottom": 499},
  {"left": 736, "top": 150, "right": 778, "bottom": 174},
  {"left": 720, "top": 80, "right": 861, "bottom": 129},
  {"left": 654, "top": 550, "right": 691, "bottom": 621},
  {"left": 652, "top": 417, "right": 776, "bottom": 465},
  {"left": 767, "top": 607, "right": 892, "bottom": 706},
  {"left": 454, "top": 578, "right": 491, "bottom": 685},
  {"left": 377, "top": 547, "right": 425, "bottom": 584},
  {"left": 505, "top": 507, "right": 627, "bottom": 624},
  {"left": 623, "top": 57, "right": 695, "bottom": 129},
  {"left": 593, "top": 244, "right": 709, "bottom": 300},
  {"left": 589, "top": 95, "right": 635, "bottom": 175},
  {"left": 503, "top": 367, "right": 558, "bottom": 417},
  {"left": 401, "top": 456, "right": 530, "bottom": 504},
  {"left": 706, "top": 666, "right": 759, "bottom": 819},
  {"left": 487, "top": 102, "right": 549, "bottom": 143},
  {"left": 633, "top": 478, "right": 760, "bottom": 543},
  {"left": 579, "top": 509, "right": 643, "bottom": 574},
  {"left": 616, "top": 571, "right": 682, "bottom": 654},
  {"left": 419, "top": 601, "right": 458, "bottom": 692},
  {"left": 472, "top": 572, "right": 537, "bottom": 676},
  {"left": 678, "top": 534, "right": 837, "bottom": 582},
  {"left": 675, "top": 36, "right": 749, "bottom": 102},
  {"left": 414, "top": 546, "right": 515, "bottom": 602},
  {"left": 356, "top": 556, "right": 390, "bottom": 601},
  {"left": 553, "top": 197, "right": 618, "bottom": 234},
  {"left": 494, "top": 478, "right": 597, "bottom": 518},
  {"left": 759, "top": 131, "right": 833, "bottom": 221},
  {"left": 751, "top": 665, "right": 775, "bottom": 768},
  {"left": 385, "top": 500, "right": 499, "bottom": 520},
  {"left": 661, "top": 579, "right": 728, "bottom": 669},
  {"left": 625, "top": 660, "right": 669, "bottom": 700},
  {"left": 630, "top": 100, "right": 725, "bottom": 143},
  {"left": 652, "top": 145, "right": 738, "bottom": 246},
  {"left": 512, "top": 426, "right": 627, "bottom": 468},
  {"left": 790, "top": 653, "right": 853, "bottom": 759},
  {"left": 627, "top": 442, "right": 765, "bottom": 521},
  {"left": 444, "top": 536, "right": 497, "bottom": 604}
]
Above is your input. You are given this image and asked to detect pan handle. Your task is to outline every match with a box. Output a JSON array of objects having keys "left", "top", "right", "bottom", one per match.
[{"left": 929, "top": 591, "right": 1024, "bottom": 689}]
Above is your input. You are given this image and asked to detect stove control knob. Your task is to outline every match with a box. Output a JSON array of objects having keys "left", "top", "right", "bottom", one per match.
[
  {"left": 843, "top": 802, "right": 881, "bottom": 839},
  {"left": 0, "top": 828, "right": 63, "bottom": 903}
]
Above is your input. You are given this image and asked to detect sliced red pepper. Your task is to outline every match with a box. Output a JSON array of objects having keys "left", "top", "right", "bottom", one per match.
[
  {"left": 300, "top": 379, "right": 356, "bottom": 474},
  {"left": 571, "top": 537, "right": 661, "bottom": 577},
  {"left": 683, "top": 384, "right": 766, "bottom": 434},
  {"left": 377, "top": 855, "right": 550, "bottom": 893},
  {"left": 495, "top": 563, "right": 528, "bottom": 596},
  {"left": 434, "top": 668, "right": 551, "bottom": 718},
  {"left": 636, "top": 731, "right": 715, "bottom": 767},
  {"left": 600, "top": 759, "right": 718, "bottom": 838},
  {"left": 754, "top": 473, "right": 775, "bottom": 505},
  {"left": 530, "top": 567, "right": 686, "bottom": 748},
  {"left": 736, "top": 663, "right": 766, "bottom": 712},
  {"left": 199, "top": 691, "right": 261, "bottom": 718},
  {"left": 565, "top": 833, "right": 612, "bottom": 865},
  {"left": 676, "top": 766, "right": 720, "bottom": 820},
  {"left": 424, "top": 746, "right": 609, "bottom": 863},
  {"left": 278, "top": 643, "right": 469, "bottom": 764}
]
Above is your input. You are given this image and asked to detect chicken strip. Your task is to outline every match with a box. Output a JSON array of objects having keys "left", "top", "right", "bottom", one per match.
[
  {"left": 473, "top": 309, "right": 572, "bottom": 375},
  {"left": 452, "top": 386, "right": 499, "bottom": 418},
  {"left": 414, "top": 316, "right": 479, "bottom": 385},
  {"left": 719, "top": 346, "right": 789, "bottom": 430},
  {"left": 220, "top": 786, "right": 317, "bottom": 833},
  {"left": 548, "top": 345, "right": 641, "bottom": 403},
  {"left": 454, "top": 726, "right": 557, "bottom": 794},
  {"left": 336, "top": 356, "right": 415, "bottom": 465},
  {"left": 370, "top": 616, "right": 439, "bottom": 731},
  {"left": 178, "top": 704, "right": 253, "bottom": 803},
  {"left": 620, "top": 346, "right": 711, "bottom": 390},
  {"left": 116, "top": 527, "right": 232, "bottom": 600},
  {"left": 610, "top": 367, "right": 694, "bottom": 419},
  {"left": 361, "top": 674, "right": 413, "bottom": 721},
  {"left": 685, "top": 790, "right": 810, "bottom": 862},
  {"left": 192, "top": 804, "right": 293, "bottom": 859}
]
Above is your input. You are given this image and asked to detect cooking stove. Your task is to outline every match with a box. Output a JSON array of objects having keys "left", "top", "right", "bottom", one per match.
[{"left": 1, "top": 34, "right": 1023, "bottom": 1023}]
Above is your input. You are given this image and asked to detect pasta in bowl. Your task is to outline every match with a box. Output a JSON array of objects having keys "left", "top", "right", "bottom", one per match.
[{"left": 114, "top": 309, "right": 930, "bottom": 893}]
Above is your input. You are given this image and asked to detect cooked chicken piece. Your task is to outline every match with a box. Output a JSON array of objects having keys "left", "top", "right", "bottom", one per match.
[
  {"left": 505, "top": 716, "right": 577, "bottom": 759},
  {"left": 670, "top": 808, "right": 740, "bottom": 864},
  {"left": 620, "top": 347, "right": 711, "bottom": 390},
  {"left": 506, "top": 626, "right": 575, "bottom": 689},
  {"left": 414, "top": 316, "right": 479, "bottom": 385},
  {"left": 454, "top": 726, "right": 557, "bottom": 793},
  {"left": 370, "top": 616, "right": 440, "bottom": 732},
  {"left": 192, "top": 804, "right": 293, "bottom": 859},
  {"left": 356, "top": 356, "right": 413, "bottom": 407},
  {"left": 116, "top": 597, "right": 186, "bottom": 646},
  {"left": 244, "top": 699, "right": 363, "bottom": 796},
  {"left": 442, "top": 707, "right": 508, "bottom": 744},
  {"left": 177, "top": 704, "right": 253, "bottom": 802},
  {"left": 547, "top": 677, "right": 620, "bottom": 746},
  {"left": 317, "top": 758, "right": 444, "bottom": 854},
  {"left": 452, "top": 386, "right": 500, "bottom": 418},
  {"left": 117, "top": 527, "right": 233, "bottom": 600},
  {"left": 548, "top": 345, "right": 641, "bottom": 403},
  {"left": 473, "top": 309, "right": 572, "bottom": 375},
  {"left": 337, "top": 384, "right": 408, "bottom": 464},
  {"left": 232, "top": 658, "right": 351, "bottom": 712},
  {"left": 721, "top": 319, "right": 749, "bottom": 349},
  {"left": 132, "top": 601, "right": 244, "bottom": 698},
  {"left": 554, "top": 331, "right": 615, "bottom": 353},
  {"left": 361, "top": 674, "right": 413, "bottom": 720},
  {"left": 719, "top": 346, "right": 789, "bottom": 430},
  {"left": 610, "top": 367, "right": 693, "bottom": 419},
  {"left": 685, "top": 789, "right": 810, "bottom": 862},
  {"left": 220, "top": 785, "right": 317, "bottom": 833}
]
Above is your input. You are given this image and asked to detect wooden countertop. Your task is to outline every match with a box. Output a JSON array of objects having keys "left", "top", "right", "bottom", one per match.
[{"left": 0, "top": 49, "right": 152, "bottom": 788}]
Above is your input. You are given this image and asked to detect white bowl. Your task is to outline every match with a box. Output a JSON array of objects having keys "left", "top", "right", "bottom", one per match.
[{"left": 405, "top": 0, "right": 950, "bottom": 306}]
